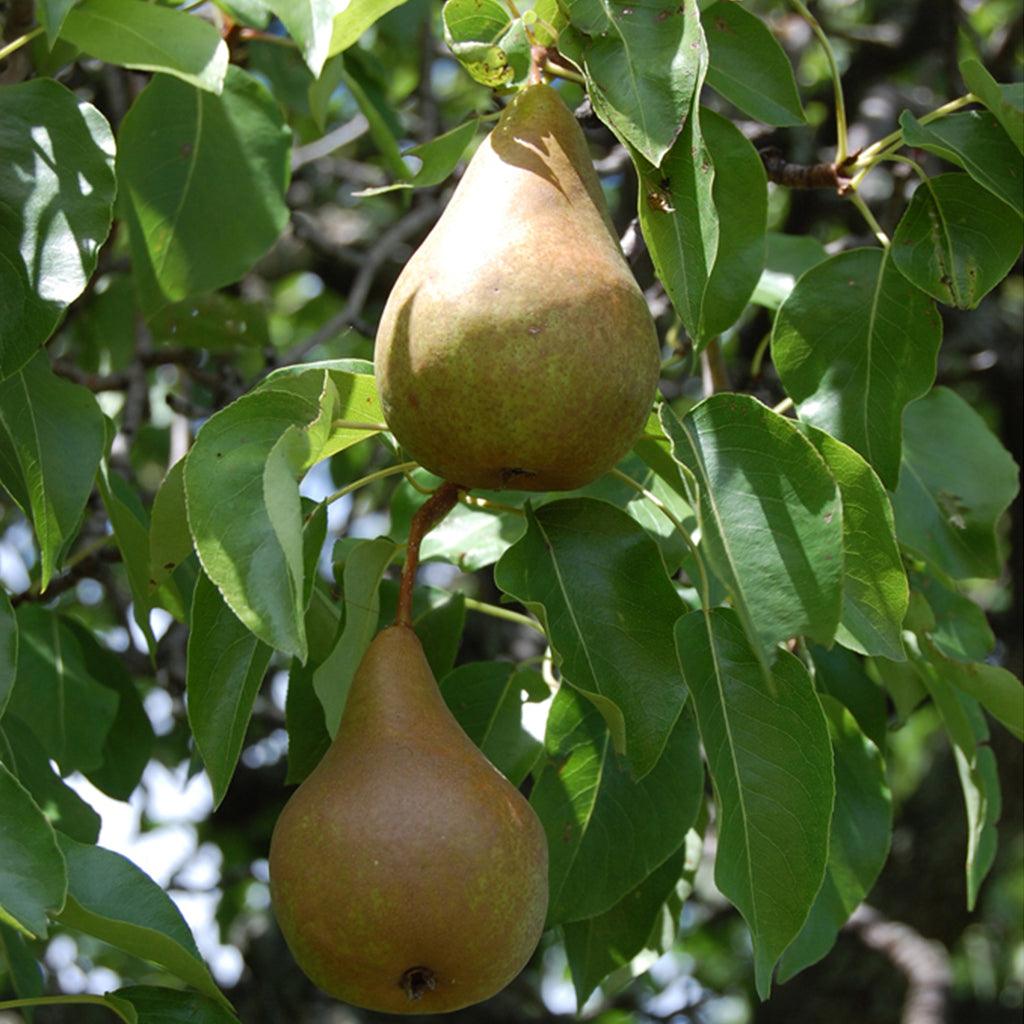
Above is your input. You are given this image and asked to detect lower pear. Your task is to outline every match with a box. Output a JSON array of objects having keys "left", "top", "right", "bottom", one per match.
[{"left": 269, "top": 625, "right": 549, "bottom": 1014}]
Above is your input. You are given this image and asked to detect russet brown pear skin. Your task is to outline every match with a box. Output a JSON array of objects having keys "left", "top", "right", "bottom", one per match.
[
  {"left": 269, "top": 625, "right": 549, "bottom": 1014},
  {"left": 375, "top": 83, "right": 660, "bottom": 491}
]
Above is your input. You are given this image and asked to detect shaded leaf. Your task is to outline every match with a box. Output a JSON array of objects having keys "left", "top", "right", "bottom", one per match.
[
  {"left": 149, "top": 459, "right": 192, "bottom": 595},
  {"left": 530, "top": 688, "right": 702, "bottom": 924},
  {"left": 0, "top": 80, "right": 115, "bottom": 378},
  {"left": 891, "top": 173, "right": 1022, "bottom": 308},
  {"left": 810, "top": 645, "right": 888, "bottom": 752},
  {"left": 908, "top": 566, "right": 994, "bottom": 662},
  {"left": 893, "top": 387, "right": 1019, "bottom": 580},
  {"left": 60, "top": 0, "right": 229, "bottom": 92},
  {"left": 772, "top": 247, "right": 942, "bottom": 488},
  {"left": 750, "top": 232, "right": 827, "bottom": 310},
  {"left": 0, "top": 592, "right": 16, "bottom": 718},
  {"left": 675, "top": 607, "right": 833, "bottom": 997},
  {"left": 495, "top": 498, "right": 688, "bottom": 778},
  {"left": 0, "top": 354, "right": 106, "bottom": 589},
  {"left": 354, "top": 120, "right": 479, "bottom": 196},
  {"left": 703, "top": 1, "right": 804, "bottom": 126},
  {"left": 114, "top": 985, "right": 240, "bottom": 1024},
  {"left": 55, "top": 834, "right": 230, "bottom": 1010},
  {"left": 187, "top": 572, "right": 274, "bottom": 807},
  {"left": 0, "top": 762, "right": 67, "bottom": 938},
  {"left": 662, "top": 396, "right": 843, "bottom": 664},
  {"left": 118, "top": 66, "right": 290, "bottom": 309},
  {"left": 960, "top": 58, "right": 1023, "bottom": 154}
]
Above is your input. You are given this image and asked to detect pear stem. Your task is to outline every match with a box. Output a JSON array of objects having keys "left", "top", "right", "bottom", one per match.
[{"left": 397, "top": 482, "right": 462, "bottom": 626}]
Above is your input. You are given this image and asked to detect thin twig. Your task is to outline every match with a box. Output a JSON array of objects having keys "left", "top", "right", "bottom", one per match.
[{"left": 396, "top": 483, "right": 461, "bottom": 626}]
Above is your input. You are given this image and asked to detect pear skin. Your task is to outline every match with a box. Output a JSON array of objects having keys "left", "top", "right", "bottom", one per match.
[
  {"left": 375, "top": 83, "right": 660, "bottom": 491},
  {"left": 269, "top": 625, "right": 549, "bottom": 1014}
]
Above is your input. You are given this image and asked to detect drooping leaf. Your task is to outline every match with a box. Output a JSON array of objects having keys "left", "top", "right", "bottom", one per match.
[
  {"left": 772, "top": 247, "right": 943, "bottom": 488},
  {"left": 564, "top": 839, "right": 690, "bottom": 1007},
  {"left": 37, "top": 0, "right": 76, "bottom": 44},
  {"left": 908, "top": 566, "right": 994, "bottom": 662},
  {"left": 927, "top": 651, "right": 1023, "bottom": 742},
  {"left": 0, "top": 725, "right": 101, "bottom": 844},
  {"left": 0, "top": 80, "right": 116, "bottom": 379},
  {"left": 0, "top": 762, "right": 67, "bottom": 938},
  {"left": 439, "top": 662, "right": 543, "bottom": 785},
  {"left": 495, "top": 498, "right": 688, "bottom": 778},
  {"left": 0, "top": 919, "right": 44, "bottom": 1004},
  {"left": 0, "top": 592, "right": 17, "bottom": 718},
  {"left": 330, "top": 0, "right": 410, "bottom": 56},
  {"left": 7, "top": 607, "right": 119, "bottom": 775},
  {"left": 313, "top": 537, "right": 399, "bottom": 734},
  {"left": 960, "top": 58, "right": 1023, "bottom": 154},
  {"left": 117, "top": 66, "right": 290, "bottom": 310},
  {"left": 558, "top": 0, "right": 705, "bottom": 167},
  {"left": 891, "top": 173, "right": 1022, "bottom": 308},
  {"left": 801, "top": 425, "right": 908, "bottom": 660},
  {"left": 114, "top": 986, "right": 240, "bottom": 1024},
  {"left": 59, "top": 0, "right": 229, "bottom": 92},
  {"left": 530, "top": 688, "right": 702, "bottom": 924},
  {"left": 661, "top": 396, "right": 843, "bottom": 665},
  {"left": 63, "top": 619, "right": 154, "bottom": 803},
  {"left": 778, "top": 696, "right": 892, "bottom": 981},
  {"left": 354, "top": 120, "right": 479, "bottom": 196},
  {"left": 675, "top": 607, "right": 834, "bottom": 998},
  {"left": 149, "top": 459, "right": 193, "bottom": 595},
  {"left": 703, "top": 1, "right": 804, "bottom": 126},
  {"left": 899, "top": 110, "right": 1023, "bottom": 217},
  {"left": 187, "top": 572, "right": 274, "bottom": 807},
  {"left": 265, "top": 0, "right": 343, "bottom": 76},
  {"left": 0, "top": 354, "right": 106, "bottom": 589},
  {"left": 810, "top": 645, "right": 888, "bottom": 752},
  {"left": 55, "top": 834, "right": 232, "bottom": 1010},
  {"left": 892, "top": 387, "right": 1019, "bottom": 580}
]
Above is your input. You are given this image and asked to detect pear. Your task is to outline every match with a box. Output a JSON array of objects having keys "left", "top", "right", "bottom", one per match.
[
  {"left": 269, "top": 625, "right": 549, "bottom": 1014},
  {"left": 375, "top": 83, "right": 660, "bottom": 491}
]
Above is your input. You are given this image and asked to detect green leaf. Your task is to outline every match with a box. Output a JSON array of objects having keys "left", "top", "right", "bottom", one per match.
[
  {"left": 928, "top": 653, "right": 1023, "bottom": 742},
  {"left": 37, "top": 0, "right": 76, "bottom": 44},
  {"left": 329, "top": 0, "right": 408, "bottom": 56},
  {"left": 899, "top": 110, "right": 1023, "bottom": 217},
  {"left": 703, "top": 1, "right": 805, "bottom": 126},
  {"left": 55, "top": 834, "right": 231, "bottom": 1009},
  {"left": 439, "top": 662, "right": 543, "bottom": 785},
  {"left": 777, "top": 696, "right": 892, "bottom": 981},
  {"left": 150, "top": 459, "right": 193, "bottom": 596},
  {"left": 98, "top": 466, "right": 162, "bottom": 655},
  {"left": 354, "top": 120, "right": 479, "bottom": 196},
  {"left": 892, "top": 387, "right": 1019, "bottom": 580},
  {"left": 1, "top": 725, "right": 101, "bottom": 844},
  {"left": 564, "top": 839, "right": 690, "bottom": 1007},
  {"left": 810, "top": 645, "right": 888, "bottom": 752},
  {"left": 495, "top": 498, "right": 688, "bottom": 778},
  {"left": 0, "top": 592, "right": 16, "bottom": 718},
  {"left": 265, "top": 0, "right": 342, "bottom": 76},
  {"left": 772, "top": 247, "right": 942, "bottom": 489},
  {"left": 64, "top": 620, "right": 154, "bottom": 802},
  {"left": 750, "top": 232, "right": 827, "bottom": 310},
  {"left": 0, "top": 920, "right": 44, "bottom": 1002},
  {"left": 117, "top": 66, "right": 291, "bottom": 310},
  {"left": 661, "top": 396, "right": 843, "bottom": 663},
  {"left": 0, "top": 762, "right": 66, "bottom": 939},
  {"left": 148, "top": 294, "right": 272, "bottom": 352},
  {"left": 960, "top": 58, "right": 1023, "bottom": 154},
  {"left": 442, "top": 0, "right": 527, "bottom": 87},
  {"left": 891, "top": 173, "right": 1022, "bottom": 308},
  {"left": 559, "top": 0, "right": 705, "bottom": 166},
  {"left": 60, "top": 0, "right": 229, "bottom": 92},
  {"left": 187, "top": 572, "right": 274, "bottom": 807},
  {"left": 184, "top": 370, "right": 338, "bottom": 659},
  {"left": 8, "top": 607, "right": 119, "bottom": 774},
  {"left": 675, "top": 607, "right": 834, "bottom": 998},
  {"left": 908, "top": 566, "right": 994, "bottom": 662},
  {"left": 313, "top": 537, "right": 399, "bottom": 734},
  {"left": 801, "top": 425, "right": 908, "bottom": 660},
  {"left": 0, "top": 355, "right": 106, "bottom": 590},
  {"left": 335, "top": 57, "right": 409, "bottom": 182},
  {"left": 414, "top": 592, "right": 466, "bottom": 680},
  {"left": 0, "top": 80, "right": 116, "bottom": 379},
  {"left": 114, "top": 986, "right": 240, "bottom": 1024},
  {"left": 530, "top": 688, "right": 702, "bottom": 924}
]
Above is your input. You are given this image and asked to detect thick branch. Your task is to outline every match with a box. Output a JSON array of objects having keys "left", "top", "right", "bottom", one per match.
[{"left": 759, "top": 146, "right": 853, "bottom": 192}]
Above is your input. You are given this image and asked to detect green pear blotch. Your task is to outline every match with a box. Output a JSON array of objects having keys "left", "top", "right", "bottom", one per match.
[
  {"left": 269, "top": 625, "right": 549, "bottom": 1014},
  {"left": 375, "top": 83, "right": 660, "bottom": 492}
]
